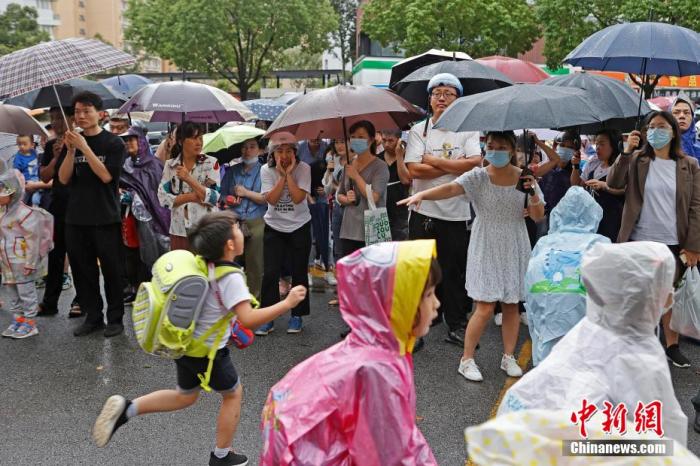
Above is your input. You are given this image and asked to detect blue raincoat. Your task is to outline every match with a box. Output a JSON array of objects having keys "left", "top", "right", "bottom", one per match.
[
  {"left": 672, "top": 93, "right": 700, "bottom": 161},
  {"left": 524, "top": 187, "right": 610, "bottom": 365}
]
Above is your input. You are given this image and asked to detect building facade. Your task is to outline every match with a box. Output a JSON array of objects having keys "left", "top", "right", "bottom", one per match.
[{"left": 0, "top": 0, "right": 60, "bottom": 38}]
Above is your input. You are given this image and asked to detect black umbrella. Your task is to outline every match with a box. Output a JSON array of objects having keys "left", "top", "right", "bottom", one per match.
[
  {"left": 4, "top": 78, "right": 128, "bottom": 109},
  {"left": 540, "top": 72, "right": 653, "bottom": 133},
  {"left": 394, "top": 60, "right": 513, "bottom": 108},
  {"left": 389, "top": 49, "right": 472, "bottom": 89}
]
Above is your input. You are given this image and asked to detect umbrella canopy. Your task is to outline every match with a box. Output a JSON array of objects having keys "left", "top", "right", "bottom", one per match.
[
  {"left": 393, "top": 60, "right": 513, "bottom": 107},
  {"left": 0, "top": 38, "right": 136, "bottom": 100},
  {"left": 118, "top": 81, "right": 256, "bottom": 123},
  {"left": 433, "top": 84, "right": 603, "bottom": 133},
  {"left": 100, "top": 74, "right": 152, "bottom": 98},
  {"left": 648, "top": 96, "right": 674, "bottom": 111},
  {"left": 0, "top": 104, "right": 49, "bottom": 137},
  {"left": 476, "top": 56, "right": 550, "bottom": 84},
  {"left": 541, "top": 72, "right": 653, "bottom": 133},
  {"left": 242, "top": 99, "right": 288, "bottom": 122},
  {"left": 389, "top": 49, "right": 472, "bottom": 89},
  {"left": 203, "top": 124, "right": 265, "bottom": 154},
  {"left": 275, "top": 92, "right": 303, "bottom": 105},
  {"left": 265, "top": 85, "right": 424, "bottom": 140},
  {"left": 5, "top": 78, "right": 128, "bottom": 110},
  {"left": 564, "top": 22, "right": 700, "bottom": 76}
]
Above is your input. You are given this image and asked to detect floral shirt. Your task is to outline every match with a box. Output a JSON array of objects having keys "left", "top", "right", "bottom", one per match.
[{"left": 158, "top": 154, "right": 221, "bottom": 236}]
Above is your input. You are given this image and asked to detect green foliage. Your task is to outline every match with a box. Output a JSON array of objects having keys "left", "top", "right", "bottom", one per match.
[
  {"left": 361, "top": 0, "right": 540, "bottom": 58},
  {"left": 124, "top": 0, "right": 338, "bottom": 99},
  {"left": 329, "top": 0, "right": 357, "bottom": 83},
  {"left": 0, "top": 3, "right": 50, "bottom": 56}
]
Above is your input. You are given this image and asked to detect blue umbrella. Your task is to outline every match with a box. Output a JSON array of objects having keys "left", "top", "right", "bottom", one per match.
[
  {"left": 100, "top": 74, "right": 152, "bottom": 98},
  {"left": 242, "top": 99, "right": 288, "bottom": 122}
]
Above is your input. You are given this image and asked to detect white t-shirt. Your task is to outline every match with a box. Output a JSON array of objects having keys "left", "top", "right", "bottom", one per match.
[
  {"left": 261, "top": 162, "right": 312, "bottom": 233},
  {"left": 631, "top": 157, "right": 678, "bottom": 245},
  {"left": 194, "top": 272, "right": 251, "bottom": 349},
  {"left": 405, "top": 119, "right": 481, "bottom": 221}
]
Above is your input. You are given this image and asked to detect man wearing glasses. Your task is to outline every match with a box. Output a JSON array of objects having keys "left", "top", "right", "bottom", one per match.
[{"left": 405, "top": 73, "right": 482, "bottom": 347}]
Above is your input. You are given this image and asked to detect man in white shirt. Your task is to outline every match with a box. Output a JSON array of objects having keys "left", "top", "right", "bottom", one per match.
[{"left": 405, "top": 73, "right": 482, "bottom": 345}]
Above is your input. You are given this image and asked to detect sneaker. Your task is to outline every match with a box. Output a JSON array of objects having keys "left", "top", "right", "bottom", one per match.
[
  {"left": 445, "top": 329, "right": 464, "bottom": 346},
  {"left": 254, "top": 321, "right": 274, "bottom": 336},
  {"left": 93, "top": 395, "right": 130, "bottom": 447},
  {"left": 62, "top": 273, "right": 73, "bottom": 291},
  {"left": 500, "top": 353, "right": 523, "bottom": 377},
  {"left": 326, "top": 271, "right": 337, "bottom": 286},
  {"left": 12, "top": 319, "right": 38, "bottom": 339},
  {"left": 494, "top": 313, "right": 503, "bottom": 326},
  {"left": 104, "top": 323, "right": 124, "bottom": 338},
  {"left": 209, "top": 451, "right": 248, "bottom": 466},
  {"left": 287, "top": 316, "right": 302, "bottom": 334},
  {"left": 520, "top": 312, "right": 528, "bottom": 327},
  {"left": 2, "top": 317, "right": 24, "bottom": 337},
  {"left": 458, "top": 358, "right": 483, "bottom": 382},
  {"left": 74, "top": 320, "right": 105, "bottom": 337},
  {"left": 665, "top": 344, "right": 691, "bottom": 368}
]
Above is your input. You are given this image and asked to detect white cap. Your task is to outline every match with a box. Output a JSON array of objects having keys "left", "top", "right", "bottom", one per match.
[{"left": 268, "top": 131, "right": 298, "bottom": 151}]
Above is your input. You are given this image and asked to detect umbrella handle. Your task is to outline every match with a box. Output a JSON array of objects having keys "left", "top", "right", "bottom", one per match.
[
  {"left": 52, "top": 85, "right": 71, "bottom": 131},
  {"left": 635, "top": 58, "right": 648, "bottom": 130}
]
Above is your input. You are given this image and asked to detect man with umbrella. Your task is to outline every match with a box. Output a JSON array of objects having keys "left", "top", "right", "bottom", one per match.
[{"left": 405, "top": 73, "right": 482, "bottom": 345}]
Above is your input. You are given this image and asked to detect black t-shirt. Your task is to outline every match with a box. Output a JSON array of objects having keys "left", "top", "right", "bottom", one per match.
[
  {"left": 40, "top": 139, "right": 69, "bottom": 217},
  {"left": 308, "top": 155, "right": 327, "bottom": 199},
  {"left": 377, "top": 151, "right": 408, "bottom": 218},
  {"left": 64, "top": 130, "right": 126, "bottom": 226}
]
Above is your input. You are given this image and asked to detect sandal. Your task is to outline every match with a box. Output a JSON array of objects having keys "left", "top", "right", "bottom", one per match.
[{"left": 68, "top": 303, "right": 83, "bottom": 318}]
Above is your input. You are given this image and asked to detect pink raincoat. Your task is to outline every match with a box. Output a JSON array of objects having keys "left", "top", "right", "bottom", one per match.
[{"left": 260, "top": 240, "right": 439, "bottom": 465}]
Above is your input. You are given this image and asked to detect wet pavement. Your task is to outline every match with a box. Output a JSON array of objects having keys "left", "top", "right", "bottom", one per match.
[{"left": 0, "top": 280, "right": 698, "bottom": 465}]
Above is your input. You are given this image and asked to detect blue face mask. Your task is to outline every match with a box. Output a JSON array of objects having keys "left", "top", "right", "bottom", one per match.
[
  {"left": 556, "top": 146, "right": 575, "bottom": 162},
  {"left": 349, "top": 138, "right": 369, "bottom": 154},
  {"left": 484, "top": 150, "right": 511, "bottom": 168},
  {"left": 647, "top": 128, "right": 672, "bottom": 150},
  {"left": 243, "top": 156, "right": 258, "bottom": 165}
]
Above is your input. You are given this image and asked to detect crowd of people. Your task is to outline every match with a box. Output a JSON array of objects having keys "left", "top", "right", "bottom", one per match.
[{"left": 1, "top": 70, "right": 699, "bottom": 464}]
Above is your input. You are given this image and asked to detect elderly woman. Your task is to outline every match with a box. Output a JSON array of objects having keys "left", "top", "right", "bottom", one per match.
[{"left": 608, "top": 110, "right": 700, "bottom": 368}]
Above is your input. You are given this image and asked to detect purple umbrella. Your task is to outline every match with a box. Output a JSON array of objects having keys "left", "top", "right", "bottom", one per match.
[{"left": 118, "top": 81, "right": 256, "bottom": 123}]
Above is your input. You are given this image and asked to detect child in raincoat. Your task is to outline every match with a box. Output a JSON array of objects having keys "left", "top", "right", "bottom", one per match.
[
  {"left": 499, "top": 242, "right": 689, "bottom": 447},
  {"left": 525, "top": 186, "right": 610, "bottom": 365},
  {"left": 260, "top": 240, "right": 441, "bottom": 465},
  {"left": 0, "top": 170, "right": 49, "bottom": 339}
]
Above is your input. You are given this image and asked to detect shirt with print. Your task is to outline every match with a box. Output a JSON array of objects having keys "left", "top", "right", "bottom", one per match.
[
  {"left": 404, "top": 119, "right": 480, "bottom": 221},
  {"left": 158, "top": 154, "right": 221, "bottom": 237},
  {"left": 219, "top": 161, "right": 266, "bottom": 221},
  {"left": 13, "top": 150, "right": 40, "bottom": 182},
  {"left": 260, "top": 162, "right": 312, "bottom": 233},
  {"left": 195, "top": 271, "right": 251, "bottom": 349},
  {"left": 65, "top": 129, "right": 126, "bottom": 226}
]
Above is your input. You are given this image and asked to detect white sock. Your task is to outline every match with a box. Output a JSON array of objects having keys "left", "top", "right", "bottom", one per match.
[
  {"left": 214, "top": 447, "right": 230, "bottom": 459},
  {"left": 126, "top": 401, "right": 138, "bottom": 419}
]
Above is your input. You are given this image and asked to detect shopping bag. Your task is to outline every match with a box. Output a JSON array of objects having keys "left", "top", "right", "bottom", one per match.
[
  {"left": 670, "top": 266, "right": 700, "bottom": 339},
  {"left": 363, "top": 184, "right": 392, "bottom": 245}
]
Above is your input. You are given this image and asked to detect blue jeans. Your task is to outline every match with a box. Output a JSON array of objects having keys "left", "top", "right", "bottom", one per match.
[{"left": 309, "top": 202, "right": 330, "bottom": 269}]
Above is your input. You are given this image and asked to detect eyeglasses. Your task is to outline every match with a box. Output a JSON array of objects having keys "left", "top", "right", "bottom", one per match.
[{"left": 430, "top": 91, "right": 458, "bottom": 99}]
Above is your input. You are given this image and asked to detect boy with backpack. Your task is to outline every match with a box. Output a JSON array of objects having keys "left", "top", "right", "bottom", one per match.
[
  {"left": 92, "top": 211, "right": 306, "bottom": 466},
  {"left": 0, "top": 169, "right": 53, "bottom": 339}
]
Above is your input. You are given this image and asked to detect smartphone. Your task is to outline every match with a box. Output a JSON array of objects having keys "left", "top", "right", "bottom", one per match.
[{"left": 516, "top": 167, "right": 535, "bottom": 195}]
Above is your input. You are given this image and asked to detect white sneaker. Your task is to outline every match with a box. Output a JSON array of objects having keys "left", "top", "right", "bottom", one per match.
[
  {"left": 458, "top": 358, "right": 483, "bottom": 382},
  {"left": 494, "top": 313, "right": 502, "bottom": 326},
  {"left": 326, "top": 271, "right": 337, "bottom": 286},
  {"left": 520, "top": 312, "right": 528, "bottom": 326},
  {"left": 500, "top": 354, "right": 523, "bottom": 377}
]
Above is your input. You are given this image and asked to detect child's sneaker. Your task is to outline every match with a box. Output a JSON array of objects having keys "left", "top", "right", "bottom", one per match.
[
  {"left": 93, "top": 395, "right": 130, "bottom": 447},
  {"left": 12, "top": 319, "right": 38, "bottom": 339},
  {"left": 62, "top": 273, "right": 73, "bottom": 290},
  {"left": 2, "top": 316, "right": 24, "bottom": 337},
  {"left": 209, "top": 451, "right": 248, "bottom": 466},
  {"left": 287, "top": 316, "right": 302, "bottom": 334}
]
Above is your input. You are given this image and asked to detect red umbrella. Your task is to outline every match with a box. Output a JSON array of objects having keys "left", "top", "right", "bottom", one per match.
[
  {"left": 476, "top": 56, "right": 550, "bottom": 84},
  {"left": 265, "top": 85, "right": 424, "bottom": 140},
  {"left": 647, "top": 96, "right": 674, "bottom": 111}
]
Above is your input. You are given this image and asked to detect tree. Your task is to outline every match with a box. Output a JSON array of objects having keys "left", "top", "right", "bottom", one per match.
[
  {"left": 276, "top": 46, "right": 323, "bottom": 88},
  {"left": 537, "top": 0, "right": 700, "bottom": 97},
  {"left": 124, "top": 0, "right": 338, "bottom": 99},
  {"left": 0, "top": 3, "right": 50, "bottom": 56},
  {"left": 361, "top": 0, "right": 540, "bottom": 58},
  {"left": 329, "top": 0, "right": 357, "bottom": 83}
]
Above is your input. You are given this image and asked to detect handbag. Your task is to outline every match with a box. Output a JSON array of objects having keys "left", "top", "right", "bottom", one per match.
[
  {"left": 121, "top": 206, "right": 140, "bottom": 248},
  {"left": 670, "top": 266, "right": 700, "bottom": 339},
  {"left": 363, "top": 184, "right": 392, "bottom": 246}
]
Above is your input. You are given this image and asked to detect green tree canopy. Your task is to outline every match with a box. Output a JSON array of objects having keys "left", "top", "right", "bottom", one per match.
[
  {"left": 124, "top": 0, "right": 338, "bottom": 99},
  {"left": 361, "top": 0, "right": 540, "bottom": 58},
  {"left": 330, "top": 0, "right": 357, "bottom": 83},
  {"left": 0, "top": 3, "right": 50, "bottom": 56}
]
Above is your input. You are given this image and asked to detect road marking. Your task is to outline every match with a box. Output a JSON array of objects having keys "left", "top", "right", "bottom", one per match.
[{"left": 465, "top": 339, "right": 533, "bottom": 466}]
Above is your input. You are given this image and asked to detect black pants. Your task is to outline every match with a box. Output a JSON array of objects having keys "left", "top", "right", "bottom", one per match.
[
  {"left": 65, "top": 223, "right": 124, "bottom": 325},
  {"left": 260, "top": 222, "right": 311, "bottom": 316},
  {"left": 340, "top": 239, "right": 365, "bottom": 258},
  {"left": 409, "top": 211, "right": 471, "bottom": 332},
  {"left": 42, "top": 215, "right": 79, "bottom": 310},
  {"left": 124, "top": 246, "right": 150, "bottom": 291}
]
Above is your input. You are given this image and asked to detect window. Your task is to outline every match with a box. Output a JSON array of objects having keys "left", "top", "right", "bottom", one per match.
[
  {"left": 79, "top": 28, "right": 86, "bottom": 35},
  {"left": 79, "top": 15, "right": 85, "bottom": 21},
  {"left": 37, "top": 0, "right": 50, "bottom": 9},
  {"left": 357, "top": 32, "right": 403, "bottom": 59},
  {"left": 79, "top": 0, "right": 85, "bottom": 7}
]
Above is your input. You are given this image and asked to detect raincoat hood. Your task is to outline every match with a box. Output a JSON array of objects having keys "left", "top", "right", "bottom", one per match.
[
  {"left": 672, "top": 92, "right": 700, "bottom": 159},
  {"left": 548, "top": 186, "right": 602, "bottom": 234},
  {"left": 0, "top": 169, "right": 25, "bottom": 212},
  {"left": 582, "top": 241, "right": 675, "bottom": 337},
  {"left": 337, "top": 240, "right": 436, "bottom": 355}
]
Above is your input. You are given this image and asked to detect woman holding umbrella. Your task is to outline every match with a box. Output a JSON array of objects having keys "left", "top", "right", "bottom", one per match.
[{"left": 608, "top": 110, "right": 700, "bottom": 368}]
